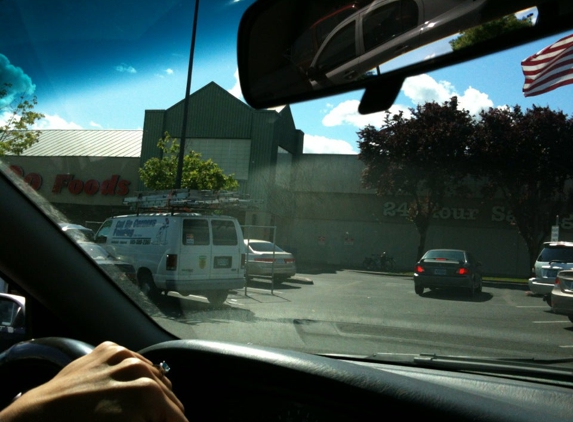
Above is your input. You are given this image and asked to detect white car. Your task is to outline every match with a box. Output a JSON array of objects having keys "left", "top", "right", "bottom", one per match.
[
  {"left": 528, "top": 242, "right": 573, "bottom": 302},
  {"left": 244, "top": 239, "right": 296, "bottom": 282},
  {"left": 307, "top": 0, "right": 488, "bottom": 88}
]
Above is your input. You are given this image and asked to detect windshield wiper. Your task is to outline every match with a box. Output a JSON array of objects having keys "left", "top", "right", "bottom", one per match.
[{"left": 347, "top": 353, "right": 573, "bottom": 384}]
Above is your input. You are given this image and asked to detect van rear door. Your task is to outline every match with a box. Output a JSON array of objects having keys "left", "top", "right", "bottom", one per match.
[
  {"left": 210, "top": 218, "right": 243, "bottom": 280},
  {"left": 180, "top": 218, "right": 212, "bottom": 281}
]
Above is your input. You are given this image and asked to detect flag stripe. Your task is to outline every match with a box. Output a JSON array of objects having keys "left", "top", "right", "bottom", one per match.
[
  {"left": 523, "top": 60, "right": 573, "bottom": 84},
  {"left": 522, "top": 50, "right": 573, "bottom": 74},
  {"left": 522, "top": 33, "right": 573, "bottom": 97}
]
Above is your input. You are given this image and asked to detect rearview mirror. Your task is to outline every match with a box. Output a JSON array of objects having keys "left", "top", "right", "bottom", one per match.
[{"left": 238, "top": 0, "right": 573, "bottom": 113}]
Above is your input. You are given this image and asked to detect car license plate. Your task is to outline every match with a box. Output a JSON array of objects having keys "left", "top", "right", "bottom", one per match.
[
  {"left": 276, "top": 259, "right": 284, "bottom": 264},
  {"left": 434, "top": 269, "right": 447, "bottom": 275},
  {"left": 546, "top": 270, "right": 558, "bottom": 278}
]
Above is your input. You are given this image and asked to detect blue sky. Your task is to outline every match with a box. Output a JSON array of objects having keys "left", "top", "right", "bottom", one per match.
[{"left": 2, "top": 0, "right": 572, "bottom": 155}]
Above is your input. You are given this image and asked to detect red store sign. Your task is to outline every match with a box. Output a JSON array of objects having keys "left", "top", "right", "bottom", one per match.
[{"left": 10, "top": 166, "right": 131, "bottom": 196}]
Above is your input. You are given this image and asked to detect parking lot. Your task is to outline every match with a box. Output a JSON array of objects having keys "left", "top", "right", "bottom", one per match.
[{"left": 147, "top": 270, "right": 573, "bottom": 359}]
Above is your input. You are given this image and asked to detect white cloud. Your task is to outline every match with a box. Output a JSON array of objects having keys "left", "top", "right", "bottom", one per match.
[
  {"left": 403, "top": 74, "right": 493, "bottom": 115},
  {"left": 115, "top": 64, "right": 137, "bottom": 74},
  {"left": 402, "top": 74, "right": 455, "bottom": 104},
  {"left": 165, "top": 68, "right": 174, "bottom": 75},
  {"left": 458, "top": 86, "right": 494, "bottom": 115},
  {"left": 303, "top": 134, "right": 357, "bottom": 154},
  {"left": 321, "top": 74, "right": 494, "bottom": 129},
  {"left": 33, "top": 114, "right": 82, "bottom": 130},
  {"left": 322, "top": 100, "right": 410, "bottom": 129},
  {"left": 89, "top": 121, "right": 103, "bottom": 129},
  {"left": 228, "top": 69, "right": 243, "bottom": 100}
]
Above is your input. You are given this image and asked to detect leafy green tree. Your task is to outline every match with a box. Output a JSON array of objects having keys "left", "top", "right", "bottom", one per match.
[
  {"left": 358, "top": 97, "right": 475, "bottom": 259},
  {"left": 139, "top": 132, "right": 239, "bottom": 191},
  {"left": 0, "top": 83, "right": 44, "bottom": 156},
  {"left": 450, "top": 14, "right": 533, "bottom": 51},
  {"left": 469, "top": 105, "right": 573, "bottom": 269}
]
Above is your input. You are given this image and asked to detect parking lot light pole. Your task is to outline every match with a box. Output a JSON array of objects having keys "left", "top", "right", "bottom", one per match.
[{"left": 175, "top": 0, "right": 200, "bottom": 189}]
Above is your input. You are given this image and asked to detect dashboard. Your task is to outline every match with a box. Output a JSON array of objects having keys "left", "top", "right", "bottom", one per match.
[{"left": 139, "top": 340, "right": 573, "bottom": 422}]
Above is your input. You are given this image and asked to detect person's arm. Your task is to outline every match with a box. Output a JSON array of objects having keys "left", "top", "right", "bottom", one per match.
[{"left": 0, "top": 341, "right": 189, "bottom": 422}]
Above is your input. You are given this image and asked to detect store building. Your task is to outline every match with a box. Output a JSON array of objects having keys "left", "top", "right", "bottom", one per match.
[
  {"left": 7, "top": 81, "right": 565, "bottom": 276},
  {"left": 4, "top": 130, "right": 141, "bottom": 231}
]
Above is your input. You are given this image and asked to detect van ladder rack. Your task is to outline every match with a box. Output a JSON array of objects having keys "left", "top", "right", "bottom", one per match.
[{"left": 123, "top": 189, "right": 261, "bottom": 215}]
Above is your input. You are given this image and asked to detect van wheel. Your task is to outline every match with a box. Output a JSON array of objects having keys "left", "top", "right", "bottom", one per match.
[
  {"left": 139, "top": 272, "right": 159, "bottom": 302},
  {"left": 206, "top": 290, "right": 228, "bottom": 306}
]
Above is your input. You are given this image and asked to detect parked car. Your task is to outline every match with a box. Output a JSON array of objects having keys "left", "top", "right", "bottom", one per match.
[
  {"left": 59, "top": 223, "right": 95, "bottom": 241},
  {"left": 77, "top": 242, "right": 137, "bottom": 285},
  {"left": 550, "top": 270, "right": 573, "bottom": 323},
  {"left": 414, "top": 249, "right": 483, "bottom": 297},
  {"left": 529, "top": 242, "right": 573, "bottom": 305},
  {"left": 244, "top": 239, "right": 296, "bottom": 282},
  {"left": 0, "top": 293, "right": 25, "bottom": 352}
]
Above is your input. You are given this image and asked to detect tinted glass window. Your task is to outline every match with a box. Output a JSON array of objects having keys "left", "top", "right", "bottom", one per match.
[
  {"left": 317, "top": 22, "right": 356, "bottom": 72},
  {"left": 363, "top": 0, "right": 418, "bottom": 52},
  {"left": 95, "top": 220, "right": 112, "bottom": 242},
  {"left": 248, "top": 242, "right": 284, "bottom": 252},
  {"left": 314, "top": 6, "right": 357, "bottom": 47},
  {"left": 538, "top": 246, "right": 573, "bottom": 263},
  {"left": 0, "top": 300, "right": 20, "bottom": 326},
  {"left": 182, "top": 219, "right": 210, "bottom": 246},
  {"left": 212, "top": 220, "right": 238, "bottom": 246},
  {"left": 424, "top": 250, "right": 465, "bottom": 261}
]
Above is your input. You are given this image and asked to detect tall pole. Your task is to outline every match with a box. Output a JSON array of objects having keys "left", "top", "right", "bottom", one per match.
[{"left": 175, "top": 0, "right": 200, "bottom": 189}]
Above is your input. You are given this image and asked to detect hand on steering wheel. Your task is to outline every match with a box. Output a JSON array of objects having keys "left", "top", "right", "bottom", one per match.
[{"left": 0, "top": 339, "right": 188, "bottom": 422}]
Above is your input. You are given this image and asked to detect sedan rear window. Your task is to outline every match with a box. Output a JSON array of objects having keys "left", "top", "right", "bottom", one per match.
[
  {"left": 248, "top": 242, "right": 285, "bottom": 253},
  {"left": 424, "top": 250, "right": 465, "bottom": 261}
]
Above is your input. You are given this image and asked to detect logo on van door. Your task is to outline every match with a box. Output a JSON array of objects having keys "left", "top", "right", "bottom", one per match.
[
  {"left": 199, "top": 255, "right": 207, "bottom": 269},
  {"left": 154, "top": 218, "right": 170, "bottom": 245}
]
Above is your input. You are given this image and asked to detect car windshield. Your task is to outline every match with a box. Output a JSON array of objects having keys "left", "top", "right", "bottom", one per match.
[
  {"left": 424, "top": 251, "right": 465, "bottom": 261},
  {"left": 2, "top": 0, "right": 573, "bottom": 369}
]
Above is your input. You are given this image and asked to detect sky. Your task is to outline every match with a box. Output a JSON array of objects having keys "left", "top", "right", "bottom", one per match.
[{"left": 1, "top": 0, "right": 572, "bottom": 155}]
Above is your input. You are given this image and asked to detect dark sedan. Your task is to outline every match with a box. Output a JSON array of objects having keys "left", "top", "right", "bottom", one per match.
[{"left": 414, "top": 249, "right": 483, "bottom": 297}]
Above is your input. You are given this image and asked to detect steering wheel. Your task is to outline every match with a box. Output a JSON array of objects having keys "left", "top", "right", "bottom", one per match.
[{"left": 0, "top": 337, "right": 94, "bottom": 410}]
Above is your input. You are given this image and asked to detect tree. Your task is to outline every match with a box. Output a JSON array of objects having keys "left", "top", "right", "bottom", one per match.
[
  {"left": 139, "top": 132, "right": 239, "bottom": 191},
  {"left": 0, "top": 83, "right": 44, "bottom": 156},
  {"left": 358, "top": 97, "right": 475, "bottom": 259},
  {"left": 469, "top": 105, "right": 573, "bottom": 269},
  {"left": 450, "top": 14, "right": 534, "bottom": 51}
]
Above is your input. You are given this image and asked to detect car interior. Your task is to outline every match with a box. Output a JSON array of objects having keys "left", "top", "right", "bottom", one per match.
[{"left": 1, "top": 0, "right": 573, "bottom": 420}]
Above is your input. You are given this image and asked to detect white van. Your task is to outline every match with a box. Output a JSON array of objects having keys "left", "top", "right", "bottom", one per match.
[{"left": 95, "top": 213, "right": 246, "bottom": 305}]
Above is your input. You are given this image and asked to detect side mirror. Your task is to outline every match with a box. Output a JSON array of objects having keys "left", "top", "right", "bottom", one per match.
[{"left": 0, "top": 294, "right": 26, "bottom": 352}]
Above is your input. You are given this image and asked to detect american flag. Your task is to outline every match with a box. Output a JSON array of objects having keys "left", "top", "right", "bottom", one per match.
[{"left": 522, "top": 33, "right": 573, "bottom": 97}]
